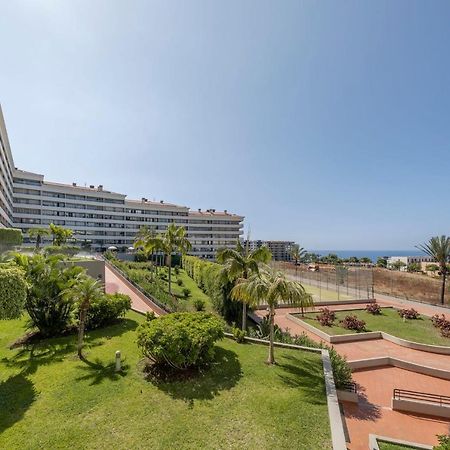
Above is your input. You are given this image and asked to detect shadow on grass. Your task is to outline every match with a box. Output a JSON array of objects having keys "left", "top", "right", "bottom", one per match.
[
  {"left": 2, "top": 318, "right": 139, "bottom": 376},
  {"left": 76, "top": 356, "right": 130, "bottom": 385},
  {"left": 276, "top": 353, "right": 329, "bottom": 405},
  {"left": 0, "top": 373, "right": 36, "bottom": 433},
  {"left": 147, "top": 346, "right": 242, "bottom": 407}
]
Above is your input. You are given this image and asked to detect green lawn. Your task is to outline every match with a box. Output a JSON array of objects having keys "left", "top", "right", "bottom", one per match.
[
  {"left": 300, "top": 283, "right": 352, "bottom": 302},
  {"left": 0, "top": 311, "right": 331, "bottom": 449},
  {"left": 378, "top": 441, "right": 423, "bottom": 450},
  {"left": 298, "top": 308, "right": 450, "bottom": 346}
]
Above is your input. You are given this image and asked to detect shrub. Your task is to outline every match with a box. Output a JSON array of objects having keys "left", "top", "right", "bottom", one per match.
[
  {"left": 316, "top": 307, "right": 336, "bottom": 326},
  {"left": 340, "top": 314, "right": 366, "bottom": 332},
  {"left": 177, "top": 278, "right": 183, "bottom": 286},
  {"left": 15, "top": 254, "right": 85, "bottom": 336},
  {"left": 81, "top": 293, "right": 131, "bottom": 329},
  {"left": 0, "top": 228, "right": 23, "bottom": 253},
  {"left": 174, "top": 265, "right": 180, "bottom": 275},
  {"left": 365, "top": 303, "right": 381, "bottom": 315},
  {"left": 434, "top": 434, "right": 450, "bottom": 450},
  {"left": 232, "top": 327, "right": 247, "bottom": 343},
  {"left": 137, "top": 312, "right": 225, "bottom": 370},
  {"left": 193, "top": 298, "right": 206, "bottom": 311},
  {"left": 182, "top": 288, "right": 191, "bottom": 298},
  {"left": 44, "top": 245, "right": 80, "bottom": 257},
  {"left": 431, "top": 314, "right": 450, "bottom": 338},
  {"left": 398, "top": 308, "right": 419, "bottom": 320},
  {"left": 0, "top": 267, "right": 28, "bottom": 319},
  {"left": 134, "top": 250, "right": 148, "bottom": 262},
  {"left": 145, "top": 311, "right": 156, "bottom": 322}
]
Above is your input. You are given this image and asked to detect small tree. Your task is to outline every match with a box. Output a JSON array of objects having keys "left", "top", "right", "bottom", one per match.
[
  {"left": 28, "top": 227, "right": 50, "bottom": 250},
  {"left": 232, "top": 268, "right": 312, "bottom": 364},
  {"left": 63, "top": 275, "right": 104, "bottom": 358},
  {"left": 376, "top": 257, "right": 387, "bottom": 268},
  {"left": 391, "top": 260, "right": 406, "bottom": 271},
  {"left": 49, "top": 223, "right": 74, "bottom": 246},
  {"left": 417, "top": 236, "right": 450, "bottom": 305},
  {"left": 407, "top": 262, "right": 421, "bottom": 273},
  {"left": 426, "top": 264, "right": 439, "bottom": 276},
  {"left": 0, "top": 267, "right": 28, "bottom": 319},
  {"left": 0, "top": 228, "right": 23, "bottom": 254}
]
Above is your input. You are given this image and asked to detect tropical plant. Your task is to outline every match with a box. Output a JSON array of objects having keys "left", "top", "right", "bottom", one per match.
[
  {"left": 13, "top": 253, "right": 85, "bottom": 336},
  {"left": 49, "top": 223, "right": 74, "bottom": 246},
  {"left": 391, "top": 260, "right": 406, "bottom": 271},
  {"left": 63, "top": 275, "right": 104, "bottom": 358},
  {"left": 339, "top": 315, "right": 366, "bottom": 332},
  {"left": 398, "top": 308, "right": 419, "bottom": 320},
  {"left": 417, "top": 236, "right": 450, "bottom": 305},
  {"left": 0, "top": 228, "right": 23, "bottom": 253},
  {"left": 316, "top": 307, "right": 336, "bottom": 326},
  {"left": 376, "top": 257, "right": 387, "bottom": 268},
  {"left": 0, "top": 267, "right": 28, "bottom": 319},
  {"left": 136, "top": 224, "right": 191, "bottom": 294},
  {"left": 290, "top": 244, "right": 306, "bottom": 276},
  {"left": 365, "top": 303, "right": 381, "bottom": 315},
  {"left": 217, "top": 240, "right": 272, "bottom": 330},
  {"left": 28, "top": 227, "right": 49, "bottom": 250},
  {"left": 231, "top": 268, "right": 312, "bottom": 364},
  {"left": 426, "top": 263, "right": 439, "bottom": 276},
  {"left": 136, "top": 312, "right": 225, "bottom": 370},
  {"left": 407, "top": 262, "right": 421, "bottom": 273}
]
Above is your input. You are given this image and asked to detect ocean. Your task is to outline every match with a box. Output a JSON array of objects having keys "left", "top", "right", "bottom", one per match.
[{"left": 311, "top": 250, "right": 426, "bottom": 263}]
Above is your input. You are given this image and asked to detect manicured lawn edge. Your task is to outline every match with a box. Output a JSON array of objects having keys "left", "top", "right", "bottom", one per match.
[
  {"left": 369, "top": 433, "right": 433, "bottom": 449},
  {"left": 286, "top": 313, "right": 450, "bottom": 355},
  {"left": 225, "top": 333, "right": 347, "bottom": 450}
]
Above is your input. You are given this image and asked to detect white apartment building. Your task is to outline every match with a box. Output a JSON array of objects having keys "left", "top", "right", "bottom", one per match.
[
  {"left": 241, "top": 239, "right": 296, "bottom": 261},
  {"left": 1, "top": 105, "right": 243, "bottom": 259},
  {"left": 387, "top": 255, "right": 434, "bottom": 270}
]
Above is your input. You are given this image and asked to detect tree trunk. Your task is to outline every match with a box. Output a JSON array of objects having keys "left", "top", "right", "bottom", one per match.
[
  {"left": 301, "top": 302, "right": 304, "bottom": 317},
  {"left": 440, "top": 270, "right": 447, "bottom": 305},
  {"left": 242, "top": 302, "right": 247, "bottom": 331},
  {"left": 267, "top": 306, "right": 275, "bottom": 364},
  {"left": 168, "top": 254, "right": 172, "bottom": 294},
  {"left": 78, "top": 305, "right": 87, "bottom": 358}
]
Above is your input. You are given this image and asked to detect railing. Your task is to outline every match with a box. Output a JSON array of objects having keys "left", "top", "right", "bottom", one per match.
[
  {"left": 393, "top": 389, "right": 450, "bottom": 407},
  {"left": 341, "top": 381, "right": 357, "bottom": 393}
]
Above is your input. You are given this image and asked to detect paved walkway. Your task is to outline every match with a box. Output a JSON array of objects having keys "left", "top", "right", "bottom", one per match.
[
  {"left": 345, "top": 366, "right": 450, "bottom": 450},
  {"left": 104, "top": 264, "right": 164, "bottom": 315}
]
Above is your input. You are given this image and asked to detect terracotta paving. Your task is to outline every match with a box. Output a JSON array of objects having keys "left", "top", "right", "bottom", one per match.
[
  {"left": 344, "top": 367, "right": 450, "bottom": 449},
  {"left": 104, "top": 265, "right": 161, "bottom": 315}
]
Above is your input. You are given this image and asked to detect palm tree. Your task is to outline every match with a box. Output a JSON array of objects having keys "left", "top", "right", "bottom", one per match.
[
  {"left": 231, "top": 268, "right": 312, "bottom": 364},
  {"left": 217, "top": 240, "right": 272, "bottom": 330},
  {"left": 417, "top": 236, "right": 450, "bottom": 305},
  {"left": 143, "top": 224, "right": 192, "bottom": 294},
  {"left": 134, "top": 226, "right": 158, "bottom": 278},
  {"left": 49, "top": 223, "right": 74, "bottom": 246},
  {"left": 28, "top": 227, "right": 50, "bottom": 250},
  {"left": 63, "top": 275, "right": 104, "bottom": 358},
  {"left": 290, "top": 244, "right": 306, "bottom": 277}
]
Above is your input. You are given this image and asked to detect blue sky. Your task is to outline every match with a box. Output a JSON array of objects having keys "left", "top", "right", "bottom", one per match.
[{"left": 1, "top": 1, "right": 449, "bottom": 250}]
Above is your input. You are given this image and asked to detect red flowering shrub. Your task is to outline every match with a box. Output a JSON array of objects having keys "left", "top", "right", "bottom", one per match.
[
  {"left": 316, "top": 308, "right": 336, "bottom": 327},
  {"left": 431, "top": 314, "right": 450, "bottom": 338},
  {"left": 365, "top": 303, "right": 381, "bottom": 315},
  {"left": 340, "top": 314, "right": 366, "bottom": 332},
  {"left": 398, "top": 308, "right": 419, "bottom": 320}
]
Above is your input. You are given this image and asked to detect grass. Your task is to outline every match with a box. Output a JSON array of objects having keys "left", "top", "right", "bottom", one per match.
[
  {"left": 0, "top": 311, "right": 331, "bottom": 449},
  {"left": 298, "top": 308, "right": 450, "bottom": 346},
  {"left": 300, "top": 283, "right": 352, "bottom": 302},
  {"left": 378, "top": 441, "right": 424, "bottom": 450}
]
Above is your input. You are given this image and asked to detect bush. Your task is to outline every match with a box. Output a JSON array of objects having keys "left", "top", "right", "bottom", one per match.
[
  {"left": 134, "top": 250, "right": 148, "bottom": 262},
  {"left": 137, "top": 312, "right": 225, "bottom": 370},
  {"left": 365, "top": 303, "right": 381, "bottom": 315},
  {"left": 193, "top": 298, "right": 206, "bottom": 311},
  {"left": 431, "top": 314, "right": 450, "bottom": 338},
  {"left": 15, "top": 254, "right": 85, "bottom": 336},
  {"left": 44, "top": 245, "right": 80, "bottom": 257},
  {"left": 182, "top": 288, "right": 191, "bottom": 298},
  {"left": 232, "top": 327, "right": 247, "bottom": 343},
  {"left": 434, "top": 434, "right": 450, "bottom": 450},
  {"left": 340, "top": 314, "right": 366, "bottom": 332},
  {"left": 0, "top": 267, "right": 28, "bottom": 319},
  {"left": 81, "top": 293, "right": 131, "bottom": 329},
  {"left": 174, "top": 265, "right": 180, "bottom": 275},
  {"left": 316, "top": 308, "right": 335, "bottom": 326},
  {"left": 398, "top": 308, "right": 419, "bottom": 320},
  {"left": 176, "top": 278, "right": 183, "bottom": 286},
  {"left": 0, "top": 228, "right": 23, "bottom": 253}
]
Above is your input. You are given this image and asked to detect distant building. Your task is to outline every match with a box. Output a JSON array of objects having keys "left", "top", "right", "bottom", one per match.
[
  {"left": 242, "top": 240, "right": 295, "bottom": 261},
  {"left": 387, "top": 255, "right": 434, "bottom": 271}
]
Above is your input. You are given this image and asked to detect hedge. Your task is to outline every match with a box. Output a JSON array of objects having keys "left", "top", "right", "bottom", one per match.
[
  {"left": 0, "top": 267, "right": 28, "bottom": 319},
  {"left": 0, "top": 228, "right": 23, "bottom": 252},
  {"left": 182, "top": 256, "right": 240, "bottom": 323},
  {"left": 44, "top": 245, "right": 80, "bottom": 257}
]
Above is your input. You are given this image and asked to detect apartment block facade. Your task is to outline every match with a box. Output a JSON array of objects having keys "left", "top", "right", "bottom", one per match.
[
  {"left": 242, "top": 239, "right": 295, "bottom": 261},
  {"left": 1, "top": 106, "right": 243, "bottom": 259}
]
